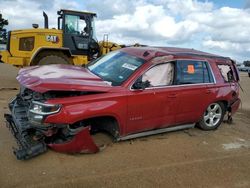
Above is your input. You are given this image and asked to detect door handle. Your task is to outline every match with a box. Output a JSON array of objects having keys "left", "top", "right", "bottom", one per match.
[
  {"left": 168, "top": 94, "right": 177, "bottom": 98},
  {"left": 205, "top": 89, "right": 211, "bottom": 94}
]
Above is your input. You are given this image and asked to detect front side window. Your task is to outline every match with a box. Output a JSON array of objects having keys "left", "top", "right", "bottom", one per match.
[
  {"left": 175, "top": 60, "right": 213, "bottom": 85},
  {"left": 88, "top": 51, "right": 145, "bottom": 86},
  {"left": 142, "top": 63, "right": 174, "bottom": 87}
]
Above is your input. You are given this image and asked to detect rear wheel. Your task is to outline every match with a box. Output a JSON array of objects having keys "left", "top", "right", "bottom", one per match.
[
  {"left": 198, "top": 102, "right": 225, "bottom": 130},
  {"left": 34, "top": 51, "right": 72, "bottom": 65}
]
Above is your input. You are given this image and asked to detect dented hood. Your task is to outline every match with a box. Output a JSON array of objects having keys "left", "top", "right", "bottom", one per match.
[{"left": 17, "top": 64, "right": 112, "bottom": 93}]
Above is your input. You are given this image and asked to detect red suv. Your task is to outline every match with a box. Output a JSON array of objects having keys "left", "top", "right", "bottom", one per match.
[{"left": 4, "top": 47, "right": 241, "bottom": 160}]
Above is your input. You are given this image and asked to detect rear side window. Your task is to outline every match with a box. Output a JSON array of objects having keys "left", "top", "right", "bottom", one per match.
[
  {"left": 217, "top": 64, "right": 235, "bottom": 82},
  {"left": 175, "top": 60, "right": 213, "bottom": 85}
]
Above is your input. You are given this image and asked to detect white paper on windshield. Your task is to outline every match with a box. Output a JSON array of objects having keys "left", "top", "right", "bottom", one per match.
[
  {"left": 99, "top": 72, "right": 109, "bottom": 76},
  {"left": 122, "top": 63, "right": 138, "bottom": 71}
]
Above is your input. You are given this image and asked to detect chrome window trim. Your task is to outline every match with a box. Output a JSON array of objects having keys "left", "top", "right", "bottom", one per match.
[
  {"left": 130, "top": 82, "right": 216, "bottom": 91},
  {"left": 206, "top": 60, "right": 217, "bottom": 84},
  {"left": 129, "top": 58, "right": 217, "bottom": 91}
]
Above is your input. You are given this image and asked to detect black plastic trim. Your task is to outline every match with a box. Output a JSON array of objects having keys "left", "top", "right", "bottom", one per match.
[{"left": 6, "top": 31, "right": 11, "bottom": 52}]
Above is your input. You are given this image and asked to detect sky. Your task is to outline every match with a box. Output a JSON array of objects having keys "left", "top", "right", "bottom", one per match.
[{"left": 0, "top": 0, "right": 249, "bottom": 62}]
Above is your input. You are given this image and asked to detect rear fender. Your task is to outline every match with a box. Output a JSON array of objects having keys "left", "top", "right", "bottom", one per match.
[{"left": 229, "top": 99, "right": 241, "bottom": 115}]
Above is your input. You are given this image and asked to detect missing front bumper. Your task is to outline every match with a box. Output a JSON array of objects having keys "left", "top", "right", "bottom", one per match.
[
  {"left": 4, "top": 96, "right": 99, "bottom": 160},
  {"left": 4, "top": 113, "right": 47, "bottom": 160}
]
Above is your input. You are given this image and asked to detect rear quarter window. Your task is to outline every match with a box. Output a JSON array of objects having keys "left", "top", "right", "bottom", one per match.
[
  {"left": 217, "top": 64, "right": 235, "bottom": 82},
  {"left": 175, "top": 60, "right": 214, "bottom": 85}
]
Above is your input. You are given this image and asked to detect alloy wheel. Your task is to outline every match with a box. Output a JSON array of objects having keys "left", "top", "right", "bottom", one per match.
[{"left": 203, "top": 103, "right": 222, "bottom": 127}]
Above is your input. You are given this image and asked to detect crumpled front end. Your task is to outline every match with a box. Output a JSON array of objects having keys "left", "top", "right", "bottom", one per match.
[
  {"left": 4, "top": 89, "right": 99, "bottom": 160},
  {"left": 4, "top": 97, "right": 47, "bottom": 160}
]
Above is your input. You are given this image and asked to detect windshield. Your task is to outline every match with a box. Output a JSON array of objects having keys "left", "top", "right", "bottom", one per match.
[{"left": 88, "top": 51, "right": 145, "bottom": 86}]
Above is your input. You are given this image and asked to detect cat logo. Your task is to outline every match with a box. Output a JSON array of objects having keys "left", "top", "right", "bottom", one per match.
[{"left": 46, "top": 35, "right": 59, "bottom": 43}]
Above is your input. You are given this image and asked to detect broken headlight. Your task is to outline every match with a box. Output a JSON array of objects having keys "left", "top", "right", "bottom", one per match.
[{"left": 29, "top": 101, "right": 61, "bottom": 123}]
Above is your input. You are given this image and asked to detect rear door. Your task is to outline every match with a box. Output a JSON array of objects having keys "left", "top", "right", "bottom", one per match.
[{"left": 174, "top": 60, "right": 215, "bottom": 124}]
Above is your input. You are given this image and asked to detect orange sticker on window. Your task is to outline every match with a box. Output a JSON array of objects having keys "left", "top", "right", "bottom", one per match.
[{"left": 187, "top": 65, "right": 195, "bottom": 74}]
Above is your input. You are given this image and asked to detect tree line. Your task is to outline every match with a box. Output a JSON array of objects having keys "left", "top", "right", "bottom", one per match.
[
  {"left": 0, "top": 13, "right": 8, "bottom": 44},
  {"left": 244, "top": 61, "right": 250, "bottom": 67}
]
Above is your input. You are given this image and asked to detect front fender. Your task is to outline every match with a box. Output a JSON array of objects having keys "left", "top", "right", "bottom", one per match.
[
  {"left": 44, "top": 100, "right": 125, "bottom": 126},
  {"left": 48, "top": 126, "right": 99, "bottom": 154}
]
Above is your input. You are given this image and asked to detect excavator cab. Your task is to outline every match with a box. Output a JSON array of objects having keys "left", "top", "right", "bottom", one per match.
[{"left": 57, "top": 9, "right": 99, "bottom": 59}]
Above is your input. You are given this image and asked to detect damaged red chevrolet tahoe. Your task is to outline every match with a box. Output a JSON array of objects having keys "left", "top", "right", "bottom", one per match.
[{"left": 4, "top": 47, "right": 241, "bottom": 160}]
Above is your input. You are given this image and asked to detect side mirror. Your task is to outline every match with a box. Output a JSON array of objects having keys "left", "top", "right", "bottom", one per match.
[{"left": 132, "top": 80, "right": 151, "bottom": 90}]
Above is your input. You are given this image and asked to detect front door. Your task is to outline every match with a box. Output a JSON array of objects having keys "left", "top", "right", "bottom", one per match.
[{"left": 126, "top": 62, "right": 177, "bottom": 134}]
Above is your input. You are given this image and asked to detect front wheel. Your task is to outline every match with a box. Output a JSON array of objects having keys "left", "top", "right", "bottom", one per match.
[{"left": 198, "top": 102, "right": 225, "bottom": 130}]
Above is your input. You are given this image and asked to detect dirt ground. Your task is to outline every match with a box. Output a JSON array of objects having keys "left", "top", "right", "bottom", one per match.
[{"left": 0, "top": 63, "right": 249, "bottom": 188}]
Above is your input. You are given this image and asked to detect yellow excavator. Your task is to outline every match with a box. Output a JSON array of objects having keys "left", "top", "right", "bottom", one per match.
[{"left": 0, "top": 9, "right": 123, "bottom": 67}]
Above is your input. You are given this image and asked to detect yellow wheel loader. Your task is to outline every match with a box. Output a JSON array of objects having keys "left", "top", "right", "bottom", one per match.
[{"left": 0, "top": 9, "right": 121, "bottom": 67}]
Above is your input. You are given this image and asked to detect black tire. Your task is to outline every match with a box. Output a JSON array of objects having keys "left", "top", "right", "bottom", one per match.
[
  {"left": 198, "top": 102, "right": 225, "bottom": 130},
  {"left": 33, "top": 51, "right": 72, "bottom": 66}
]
